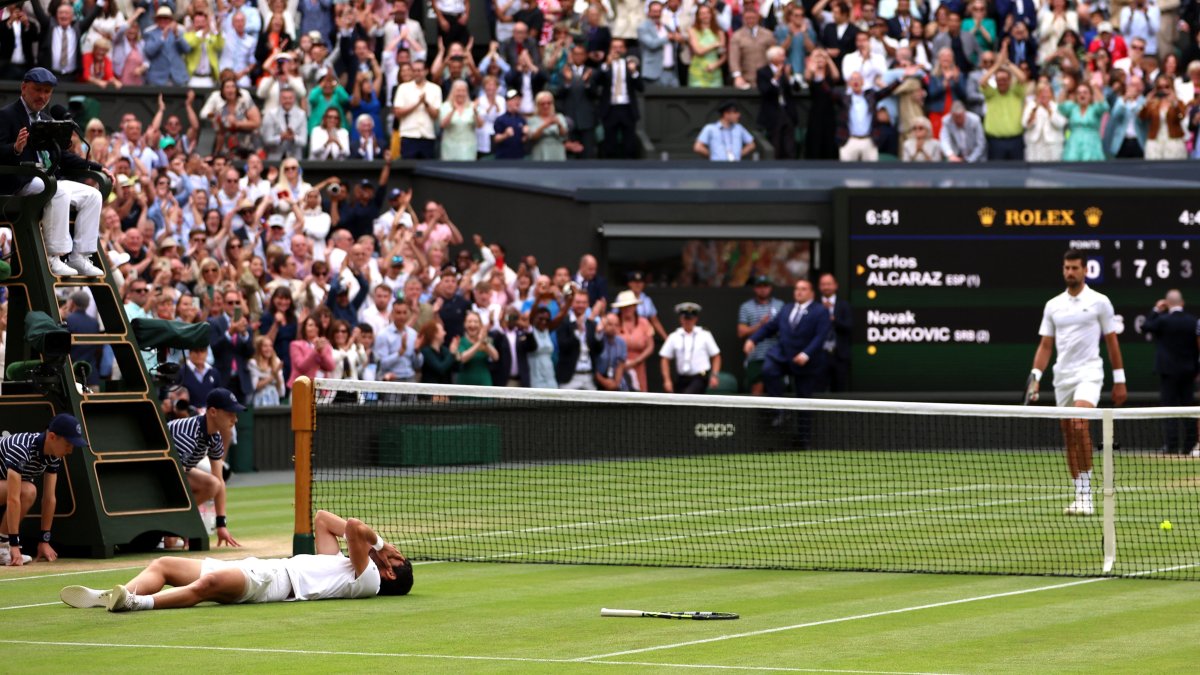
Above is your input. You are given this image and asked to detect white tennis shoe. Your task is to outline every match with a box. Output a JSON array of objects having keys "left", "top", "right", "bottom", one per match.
[
  {"left": 1063, "top": 499, "right": 1095, "bottom": 516},
  {"left": 0, "top": 548, "right": 32, "bottom": 565},
  {"left": 106, "top": 584, "right": 140, "bottom": 612},
  {"left": 60, "top": 585, "right": 111, "bottom": 609}
]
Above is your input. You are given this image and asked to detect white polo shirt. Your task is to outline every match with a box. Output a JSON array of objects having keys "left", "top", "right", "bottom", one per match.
[
  {"left": 660, "top": 327, "right": 720, "bottom": 375},
  {"left": 1038, "top": 285, "right": 1115, "bottom": 383},
  {"left": 392, "top": 80, "right": 442, "bottom": 139}
]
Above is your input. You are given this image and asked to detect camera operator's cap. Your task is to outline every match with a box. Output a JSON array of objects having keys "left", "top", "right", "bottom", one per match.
[
  {"left": 612, "top": 289, "right": 639, "bottom": 308},
  {"left": 154, "top": 6, "right": 173, "bottom": 18},
  {"left": 674, "top": 301, "right": 702, "bottom": 316},
  {"left": 23, "top": 67, "right": 57, "bottom": 86},
  {"left": 505, "top": 89, "right": 519, "bottom": 100},
  {"left": 1098, "top": 21, "right": 1114, "bottom": 33},
  {"left": 206, "top": 388, "right": 247, "bottom": 413},
  {"left": 48, "top": 413, "right": 88, "bottom": 447},
  {"left": 752, "top": 273, "right": 772, "bottom": 286}
]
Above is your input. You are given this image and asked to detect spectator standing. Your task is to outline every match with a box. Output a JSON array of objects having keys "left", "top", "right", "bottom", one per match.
[
  {"left": 259, "top": 287, "right": 299, "bottom": 383},
  {"left": 612, "top": 289, "right": 655, "bottom": 391},
  {"left": 419, "top": 320, "right": 456, "bottom": 383},
  {"left": 143, "top": 7, "right": 189, "bottom": 86},
  {"left": 182, "top": 346, "right": 220, "bottom": 404},
  {"left": 640, "top": 1, "right": 683, "bottom": 87},
  {"left": 0, "top": 6, "right": 40, "bottom": 82},
  {"left": 820, "top": 2, "right": 860, "bottom": 68},
  {"left": 593, "top": 314, "right": 630, "bottom": 391},
  {"left": 262, "top": 87, "right": 310, "bottom": 159},
  {"left": 940, "top": 101, "right": 986, "bottom": 162},
  {"left": 776, "top": 4, "right": 817, "bottom": 82},
  {"left": 248, "top": 335, "right": 285, "bottom": 406},
  {"left": 730, "top": 7, "right": 776, "bottom": 90},
  {"left": 456, "top": 313, "right": 499, "bottom": 384},
  {"left": 440, "top": 80, "right": 484, "bottom": 159},
  {"left": 836, "top": 72, "right": 896, "bottom": 161},
  {"left": 1104, "top": 76, "right": 1147, "bottom": 159},
  {"left": 1037, "top": 0, "right": 1078, "bottom": 65},
  {"left": 66, "top": 291, "right": 102, "bottom": 387},
  {"left": 433, "top": 0, "right": 472, "bottom": 47},
  {"left": 804, "top": 48, "right": 841, "bottom": 159},
  {"left": 1002, "top": 20, "right": 1038, "bottom": 78},
  {"left": 737, "top": 275, "right": 784, "bottom": 395},
  {"left": 476, "top": 75, "right": 508, "bottom": 157},
  {"left": 183, "top": 11, "right": 223, "bottom": 89},
  {"left": 209, "top": 288, "right": 254, "bottom": 403},
  {"left": 113, "top": 22, "right": 146, "bottom": 85},
  {"left": 555, "top": 290, "right": 598, "bottom": 389},
  {"left": 80, "top": 37, "right": 120, "bottom": 89},
  {"left": 289, "top": 316, "right": 335, "bottom": 387},
  {"left": 842, "top": 31, "right": 887, "bottom": 90},
  {"left": 927, "top": 47, "right": 967, "bottom": 137},
  {"left": 695, "top": 101, "right": 756, "bottom": 161},
  {"left": 744, "top": 278, "right": 830, "bottom": 406},
  {"left": 310, "top": 108, "right": 351, "bottom": 159},
  {"left": 1139, "top": 78, "right": 1188, "bottom": 160},
  {"left": 527, "top": 91, "right": 570, "bottom": 160},
  {"left": 309, "top": 69, "right": 352, "bottom": 136},
  {"left": 299, "top": 0, "right": 334, "bottom": 42},
  {"left": 33, "top": 0, "right": 98, "bottom": 81},
  {"left": 393, "top": 60, "right": 443, "bottom": 159},
  {"left": 902, "top": 116, "right": 944, "bottom": 161},
  {"left": 1059, "top": 81, "right": 1108, "bottom": 161},
  {"left": 326, "top": 320, "right": 364, "bottom": 380},
  {"left": 758, "top": 45, "right": 799, "bottom": 158},
  {"left": 553, "top": 46, "right": 599, "bottom": 158},
  {"left": 962, "top": 1, "right": 996, "bottom": 57},
  {"left": 687, "top": 5, "right": 725, "bottom": 88},
  {"left": 818, "top": 273, "right": 852, "bottom": 392},
  {"left": 660, "top": 302, "right": 721, "bottom": 394},
  {"left": 1023, "top": 83, "right": 1068, "bottom": 162},
  {"left": 595, "top": 39, "right": 641, "bottom": 158},
  {"left": 1144, "top": 290, "right": 1199, "bottom": 454},
  {"left": 1119, "top": 0, "right": 1160, "bottom": 57},
  {"left": 980, "top": 54, "right": 1028, "bottom": 160},
  {"left": 211, "top": 75, "right": 263, "bottom": 157}
]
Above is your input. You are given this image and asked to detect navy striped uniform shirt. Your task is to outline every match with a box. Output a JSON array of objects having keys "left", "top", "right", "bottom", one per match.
[
  {"left": 166, "top": 416, "right": 224, "bottom": 470},
  {"left": 0, "top": 433, "right": 61, "bottom": 483}
]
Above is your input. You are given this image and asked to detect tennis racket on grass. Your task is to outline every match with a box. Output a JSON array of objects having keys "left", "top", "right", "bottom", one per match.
[
  {"left": 601, "top": 608, "right": 740, "bottom": 620},
  {"left": 1022, "top": 373, "right": 1039, "bottom": 405}
]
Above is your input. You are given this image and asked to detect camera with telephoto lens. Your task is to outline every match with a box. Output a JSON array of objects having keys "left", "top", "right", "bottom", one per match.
[{"left": 329, "top": 183, "right": 342, "bottom": 195}]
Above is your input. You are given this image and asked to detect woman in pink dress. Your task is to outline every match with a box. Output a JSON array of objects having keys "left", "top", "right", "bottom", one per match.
[
  {"left": 288, "top": 316, "right": 336, "bottom": 388},
  {"left": 612, "top": 290, "right": 655, "bottom": 392}
]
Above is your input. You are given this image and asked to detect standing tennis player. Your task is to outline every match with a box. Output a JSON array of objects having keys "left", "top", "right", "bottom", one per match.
[
  {"left": 59, "top": 510, "right": 412, "bottom": 611},
  {"left": 1027, "top": 250, "right": 1127, "bottom": 516}
]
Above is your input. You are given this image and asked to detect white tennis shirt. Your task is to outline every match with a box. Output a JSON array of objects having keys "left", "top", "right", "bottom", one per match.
[
  {"left": 284, "top": 553, "right": 380, "bottom": 601},
  {"left": 1038, "top": 285, "right": 1115, "bottom": 382}
]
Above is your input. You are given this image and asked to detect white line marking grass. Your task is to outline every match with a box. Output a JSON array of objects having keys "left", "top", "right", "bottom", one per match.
[
  {"left": 0, "top": 566, "right": 143, "bottom": 583},
  {"left": 0, "top": 640, "right": 959, "bottom": 674},
  {"left": 0, "top": 602, "right": 59, "bottom": 611}
]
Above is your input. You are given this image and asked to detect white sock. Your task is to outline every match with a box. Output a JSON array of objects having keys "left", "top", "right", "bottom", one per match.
[
  {"left": 1081, "top": 471, "right": 1092, "bottom": 499},
  {"left": 1073, "top": 475, "right": 1084, "bottom": 499},
  {"left": 134, "top": 595, "right": 155, "bottom": 611}
]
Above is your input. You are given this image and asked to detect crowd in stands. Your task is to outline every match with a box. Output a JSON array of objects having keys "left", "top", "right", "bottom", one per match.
[{"left": 4, "top": 0, "right": 1200, "bottom": 160}]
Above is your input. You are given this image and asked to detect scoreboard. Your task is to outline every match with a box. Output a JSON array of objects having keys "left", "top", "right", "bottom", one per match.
[{"left": 837, "top": 189, "right": 1200, "bottom": 393}]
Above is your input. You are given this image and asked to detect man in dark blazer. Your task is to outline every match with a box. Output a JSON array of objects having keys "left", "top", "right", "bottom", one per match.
[
  {"left": 757, "top": 46, "right": 798, "bottom": 159},
  {"left": 0, "top": 67, "right": 108, "bottom": 277},
  {"left": 886, "top": 0, "right": 917, "bottom": 40},
  {"left": 819, "top": 2, "right": 859, "bottom": 67},
  {"left": 745, "top": 278, "right": 832, "bottom": 400},
  {"left": 818, "top": 273, "right": 852, "bottom": 392},
  {"left": 208, "top": 288, "right": 255, "bottom": 403},
  {"left": 554, "top": 291, "right": 599, "bottom": 388},
  {"left": 595, "top": 39, "right": 643, "bottom": 159},
  {"left": 0, "top": 5, "right": 40, "bottom": 81},
  {"left": 552, "top": 44, "right": 599, "bottom": 158},
  {"left": 489, "top": 309, "right": 530, "bottom": 387},
  {"left": 32, "top": 0, "right": 100, "bottom": 81},
  {"left": 500, "top": 21, "right": 542, "bottom": 68},
  {"left": 1144, "top": 290, "right": 1200, "bottom": 454},
  {"left": 1003, "top": 20, "right": 1039, "bottom": 79},
  {"left": 65, "top": 291, "right": 101, "bottom": 386}
]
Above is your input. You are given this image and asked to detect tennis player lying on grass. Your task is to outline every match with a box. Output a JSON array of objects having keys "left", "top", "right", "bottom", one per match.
[{"left": 60, "top": 510, "right": 412, "bottom": 612}]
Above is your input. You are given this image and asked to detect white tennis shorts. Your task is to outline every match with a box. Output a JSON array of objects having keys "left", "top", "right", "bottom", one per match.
[
  {"left": 1054, "top": 368, "right": 1104, "bottom": 408},
  {"left": 201, "top": 557, "right": 293, "bottom": 604}
]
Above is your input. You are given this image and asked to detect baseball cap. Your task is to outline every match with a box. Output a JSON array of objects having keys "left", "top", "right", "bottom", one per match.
[
  {"left": 389, "top": 187, "right": 403, "bottom": 199},
  {"left": 206, "top": 388, "right": 247, "bottom": 413},
  {"left": 48, "top": 413, "right": 88, "bottom": 447},
  {"left": 1098, "top": 21, "right": 1114, "bottom": 33},
  {"left": 359, "top": 179, "right": 375, "bottom": 189},
  {"left": 505, "top": 89, "right": 519, "bottom": 100},
  {"left": 23, "top": 67, "right": 57, "bottom": 86},
  {"left": 268, "top": 214, "right": 286, "bottom": 228},
  {"left": 626, "top": 270, "right": 645, "bottom": 282},
  {"left": 752, "top": 274, "right": 772, "bottom": 286}
]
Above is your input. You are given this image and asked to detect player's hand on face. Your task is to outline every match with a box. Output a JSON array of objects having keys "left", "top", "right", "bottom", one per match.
[
  {"left": 216, "top": 526, "right": 241, "bottom": 547},
  {"left": 1112, "top": 383, "right": 1127, "bottom": 407}
]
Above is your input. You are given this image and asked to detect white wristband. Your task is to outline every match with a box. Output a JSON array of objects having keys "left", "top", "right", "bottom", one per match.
[
  {"left": 1030, "top": 368, "right": 1043, "bottom": 382},
  {"left": 1112, "top": 369, "right": 1126, "bottom": 384},
  {"left": 372, "top": 535, "right": 385, "bottom": 551}
]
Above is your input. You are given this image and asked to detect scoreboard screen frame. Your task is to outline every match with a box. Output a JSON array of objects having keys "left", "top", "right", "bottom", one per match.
[{"left": 833, "top": 188, "right": 1200, "bottom": 394}]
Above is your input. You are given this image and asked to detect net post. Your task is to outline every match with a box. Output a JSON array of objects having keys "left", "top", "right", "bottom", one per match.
[
  {"left": 1102, "top": 410, "right": 1116, "bottom": 574},
  {"left": 292, "top": 376, "right": 316, "bottom": 555}
]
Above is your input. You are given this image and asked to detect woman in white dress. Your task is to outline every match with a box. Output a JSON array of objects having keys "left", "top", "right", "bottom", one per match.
[{"left": 1023, "top": 82, "right": 1068, "bottom": 161}]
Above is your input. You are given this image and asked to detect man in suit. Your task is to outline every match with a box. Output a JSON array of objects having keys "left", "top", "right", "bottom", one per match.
[
  {"left": 209, "top": 288, "right": 254, "bottom": 403},
  {"left": 595, "top": 39, "right": 643, "bottom": 159},
  {"left": 65, "top": 291, "right": 102, "bottom": 387},
  {"left": 489, "top": 309, "right": 530, "bottom": 387},
  {"left": 143, "top": 7, "right": 189, "bottom": 87},
  {"left": 1144, "top": 289, "right": 1199, "bottom": 454},
  {"left": 730, "top": 6, "right": 776, "bottom": 90},
  {"left": 818, "top": 273, "right": 852, "bottom": 392},
  {"left": 555, "top": 289, "right": 600, "bottom": 389},
  {"left": 573, "top": 254, "right": 608, "bottom": 308},
  {"left": 500, "top": 21, "right": 541, "bottom": 69},
  {"left": 757, "top": 46, "right": 798, "bottom": 159},
  {"left": 745, "top": 278, "right": 832, "bottom": 401},
  {"left": 0, "top": 5, "right": 40, "bottom": 81},
  {"left": 0, "top": 67, "right": 106, "bottom": 277},
  {"left": 819, "top": 2, "right": 859, "bottom": 67},
  {"left": 1003, "top": 20, "right": 1039, "bottom": 79},
  {"left": 553, "top": 45, "right": 600, "bottom": 158},
  {"left": 638, "top": 1, "right": 683, "bottom": 87},
  {"left": 32, "top": 0, "right": 99, "bottom": 81},
  {"left": 886, "top": 0, "right": 917, "bottom": 40},
  {"left": 261, "top": 87, "right": 309, "bottom": 159}
]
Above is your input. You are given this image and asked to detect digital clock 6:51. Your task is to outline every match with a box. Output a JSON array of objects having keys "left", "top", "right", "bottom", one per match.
[{"left": 865, "top": 209, "right": 901, "bottom": 226}]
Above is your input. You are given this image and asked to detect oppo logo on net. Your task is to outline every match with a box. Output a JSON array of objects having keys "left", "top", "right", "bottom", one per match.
[{"left": 693, "top": 423, "right": 736, "bottom": 439}]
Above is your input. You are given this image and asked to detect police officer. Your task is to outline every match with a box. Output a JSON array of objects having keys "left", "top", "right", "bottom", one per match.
[
  {"left": 659, "top": 302, "right": 722, "bottom": 394},
  {"left": 0, "top": 413, "right": 88, "bottom": 566}
]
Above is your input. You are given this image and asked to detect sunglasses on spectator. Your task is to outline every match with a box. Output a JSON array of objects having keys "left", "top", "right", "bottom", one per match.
[{"left": 130, "top": 287, "right": 149, "bottom": 294}]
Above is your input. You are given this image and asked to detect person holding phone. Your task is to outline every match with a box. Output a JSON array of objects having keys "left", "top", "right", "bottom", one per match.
[{"left": 209, "top": 288, "right": 255, "bottom": 404}]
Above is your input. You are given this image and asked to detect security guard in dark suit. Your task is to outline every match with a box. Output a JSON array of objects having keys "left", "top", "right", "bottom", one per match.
[{"left": 1144, "top": 290, "right": 1200, "bottom": 454}]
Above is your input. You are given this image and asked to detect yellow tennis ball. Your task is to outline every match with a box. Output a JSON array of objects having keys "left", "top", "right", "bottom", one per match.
[{"left": 1160, "top": 520, "right": 1173, "bottom": 531}]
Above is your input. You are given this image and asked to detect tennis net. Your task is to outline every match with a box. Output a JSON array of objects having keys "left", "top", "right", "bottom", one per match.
[{"left": 293, "top": 378, "right": 1200, "bottom": 580}]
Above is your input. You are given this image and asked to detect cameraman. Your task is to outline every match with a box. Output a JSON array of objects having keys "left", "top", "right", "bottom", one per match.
[{"left": 0, "top": 67, "right": 109, "bottom": 277}]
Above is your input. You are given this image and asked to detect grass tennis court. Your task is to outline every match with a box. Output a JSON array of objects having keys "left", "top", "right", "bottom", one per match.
[{"left": 4, "top": 481, "right": 1200, "bottom": 673}]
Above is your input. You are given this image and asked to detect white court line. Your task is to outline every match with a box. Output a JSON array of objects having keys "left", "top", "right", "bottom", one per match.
[
  {"left": 0, "top": 602, "right": 59, "bottom": 611},
  {"left": 0, "top": 566, "right": 142, "bottom": 583},
  {"left": 571, "top": 578, "right": 1110, "bottom": 661},
  {"left": 0, "top": 639, "right": 957, "bottom": 674}
]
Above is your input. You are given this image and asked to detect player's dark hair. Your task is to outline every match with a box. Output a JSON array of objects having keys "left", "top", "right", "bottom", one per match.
[
  {"left": 378, "top": 558, "right": 413, "bottom": 596},
  {"left": 1063, "top": 249, "right": 1085, "bottom": 263}
]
